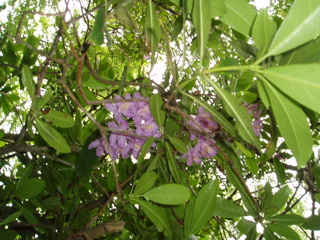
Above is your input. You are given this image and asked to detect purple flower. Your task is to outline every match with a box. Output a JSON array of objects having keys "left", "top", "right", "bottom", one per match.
[
  {"left": 88, "top": 138, "right": 107, "bottom": 157},
  {"left": 253, "top": 118, "right": 263, "bottom": 137}
]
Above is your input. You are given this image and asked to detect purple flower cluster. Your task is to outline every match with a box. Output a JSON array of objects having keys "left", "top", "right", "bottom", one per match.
[
  {"left": 244, "top": 103, "right": 263, "bottom": 137},
  {"left": 183, "top": 106, "right": 219, "bottom": 166},
  {"left": 88, "top": 93, "right": 161, "bottom": 159}
]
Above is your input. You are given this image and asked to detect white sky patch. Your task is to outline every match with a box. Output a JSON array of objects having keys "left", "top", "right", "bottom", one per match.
[{"left": 254, "top": 0, "right": 271, "bottom": 9}]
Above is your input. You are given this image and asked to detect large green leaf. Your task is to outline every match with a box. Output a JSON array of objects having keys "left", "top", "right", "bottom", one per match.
[
  {"left": 149, "top": 94, "right": 166, "bottom": 128},
  {"left": 35, "top": 118, "right": 71, "bottom": 153},
  {"left": 14, "top": 178, "right": 45, "bottom": 199},
  {"left": 0, "top": 210, "right": 23, "bottom": 226},
  {"left": 259, "top": 80, "right": 313, "bottom": 168},
  {"left": 220, "top": 0, "right": 256, "bottom": 37},
  {"left": 204, "top": 76, "right": 260, "bottom": 150},
  {"left": 266, "top": 224, "right": 300, "bottom": 240},
  {"left": 137, "top": 199, "right": 172, "bottom": 236},
  {"left": 267, "top": 0, "right": 320, "bottom": 57},
  {"left": 13, "top": 200, "right": 39, "bottom": 224},
  {"left": 252, "top": 9, "right": 277, "bottom": 58},
  {"left": 192, "top": 0, "right": 211, "bottom": 65},
  {"left": 167, "top": 136, "right": 187, "bottom": 154},
  {"left": 185, "top": 180, "right": 219, "bottom": 237},
  {"left": 302, "top": 215, "right": 320, "bottom": 230},
  {"left": 21, "top": 65, "right": 35, "bottom": 97},
  {"left": 237, "top": 218, "right": 256, "bottom": 235},
  {"left": 210, "top": 0, "right": 226, "bottom": 17},
  {"left": 134, "top": 171, "right": 158, "bottom": 195},
  {"left": 214, "top": 197, "right": 245, "bottom": 218},
  {"left": 261, "top": 64, "right": 320, "bottom": 113},
  {"left": 145, "top": 0, "right": 161, "bottom": 61},
  {"left": 165, "top": 142, "right": 182, "bottom": 183},
  {"left": 142, "top": 184, "right": 190, "bottom": 205},
  {"left": 267, "top": 214, "right": 305, "bottom": 226},
  {"left": 180, "top": 91, "right": 236, "bottom": 137},
  {"left": 41, "top": 110, "right": 75, "bottom": 128}
]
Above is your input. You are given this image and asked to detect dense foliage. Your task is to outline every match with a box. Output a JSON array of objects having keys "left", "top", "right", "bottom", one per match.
[{"left": 1, "top": 0, "right": 320, "bottom": 239}]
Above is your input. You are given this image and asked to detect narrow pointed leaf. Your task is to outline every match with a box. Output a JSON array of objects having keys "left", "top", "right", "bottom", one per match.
[
  {"left": 143, "top": 184, "right": 190, "bottom": 205},
  {"left": 186, "top": 180, "right": 219, "bottom": 236},
  {"left": 214, "top": 197, "right": 245, "bottom": 218},
  {"left": 180, "top": 91, "right": 236, "bottom": 137},
  {"left": 137, "top": 199, "right": 172, "bottom": 236},
  {"left": 89, "top": 6, "right": 105, "bottom": 45},
  {"left": 22, "top": 65, "right": 35, "bottom": 97},
  {"left": 204, "top": 76, "right": 260, "bottom": 150},
  {"left": 134, "top": 171, "right": 158, "bottom": 195},
  {"left": 262, "top": 64, "right": 320, "bottom": 113},
  {"left": 225, "top": 165, "right": 258, "bottom": 216},
  {"left": 267, "top": 214, "right": 305, "bottom": 225},
  {"left": 41, "top": 110, "right": 75, "bottom": 128},
  {"left": 272, "top": 185, "right": 290, "bottom": 211},
  {"left": 145, "top": 0, "right": 161, "bottom": 61},
  {"left": 260, "top": 80, "right": 313, "bottom": 168},
  {"left": 0, "top": 210, "right": 23, "bottom": 226},
  {"left": 220, "top": 0, "right": 256, "bottom": 37},
  {"left": 167, "top": 136, "right": 187, "bottom": 154},
  {"left": 267, "top": 0, "right": 320, "bottom": 57},
  {"left": 192, "top": 0, "right": 211, "bottom": 65},
  {"left": 149, "top": 94, "right": 165, "bottom": 128},
  {"left": 35, "top": 89, "right": 52, "bottom": 110},
  {"left": 36, "top": 118, "right": 71, "bottom": 153},
  {"left": 252, "top": 9, "right": 277, "bottom": 57},
  {"left": 165, "top": 142, "right": 182, "bottom": 183}
]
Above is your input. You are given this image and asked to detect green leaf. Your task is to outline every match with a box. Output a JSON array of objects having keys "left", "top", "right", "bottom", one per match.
[
  {"left": 267, "top": 214, "right": 305, "bottom": 225},
  {"left": 267, "top": 0, "right": 320, "bottom": 57},
  {"left": 41, "top": 110, "right": 75, "bottom": 128},
  {"left": 167, "top": 136, "right": 187, "bottom": 154},
  {"left": 180, "top": 91, "right": 237, "bottom": 137},
  {"left": 302, "top": 215, "right": 320, "bottom": 230},
  {"left": 214, "top": 197, "right": 245, "bottom": 218},
  {"left": 145, "top": 0, "right": 161, "bottom": 62},
  {"left": 237, "top": 218, "right": 256, "bottom": 235},
  {"left": 76, "top": 142, "right": 97, "bottom": 178},
  {"left": 186, "top": 180, "right": 219, "bottom": 237},
  {"left": 149, "top": 94, "right": 166, "bottom": 128},
  {"left": 272, "top": 185, "right": 290, "bottom": 212},
  {"left": 165, "top": 142, "right": 182, "bottom": 183},
  {"left": 259, "top": 80, "right": 313, "bottom": 168},
  {"left": 184, "top": 198, "right": 195, "bottom": 237},
  {"left": 142, "top": 184, "right": 190, "bottom": 205},
  {"left": 266, "top": 224, "right": 300, "bottom": 240},
  {"left": 225, "top": 165, "right": 258, "bottom": 216},
  {"left": 210, "top": 0, "right": 226, "bottom": 17},
  {"left": 137, "top": 199, "right": 172, "bottom": 236},
  {"left": 13, "top": 200, "right": 39, "bottom": 224},
  {"left": 262, "top": 64, "right": 320, "bottom": 113},
  {"left": 14, "top": 178, "right": 45, "bottom": 199},
  {"left": 89, "top": 6, "right": 105, "bottom": 45},
  {"left": 192, "top": 0, "right": 211, "bottom": 65},
  {"left": 35, "top": 89, "right": 52, "bottom": 110},
  {"left": 264, "top": 226, "right": 281, "bottom": 240},
  {"left": 115, "top": 5, "right": 137, "bottom": 31},
  {"left": 21, "top": 65, "right": 35, "bottom": 97},
  {"left": 252, "top": 9, "right": 277, "bottom": 58},
  {"left": 15, "top": 163, "right": 34, "bottom": 190},
  {"left": 220, "top": 0, "right": 256, "bottom": 37},
  {"left": 35, "top": 118, "right": 71, "bottom": 153},
  {"left": 204, "top": 76, "right": 260, "bottom": 150},
  {"left": 273, "top": 159, "right": 287, "bottom": 185},
  {"left": 134, "top": 171, "right": 158, "bottom": 195},
  {"left": 0, "top": 210, "right": 23, "bottom": 226},
  {"left": 137, "top": 137, "right": 155, "bottom": 167}
]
